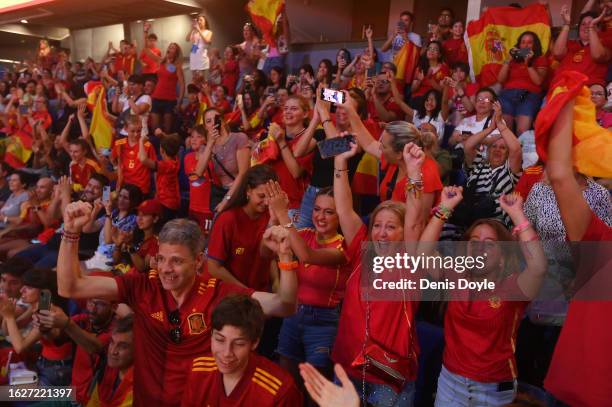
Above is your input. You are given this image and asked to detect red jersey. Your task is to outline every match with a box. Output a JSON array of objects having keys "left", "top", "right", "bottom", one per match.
[
  {"left": 112, "top": 138, "right": 156, "bottom": 194},
  {"left": 296, "top": 229, "right": 349, "bottom": 308},
  {"left": 545, "top": 212, "right": 612, "bottom": 407},
  {"left": 23, "top": 111, "right": 52, "bottom": 134},
  {"left": 156, "top": 159, "right": 180, "bottom": 210},
  {"left": 504, "top": 56, "right": 549, "bottom": 94},
  {"left": 113, "top": 53, "right": 136, "bottom": 76},
  {"left": 331, "top": 225, "right": 419, "bottom": 387},
  {"left": 86, "top": 366, "right": 134, "bottom": 407},
  {"left": 412, "top": 63, "right": 451, "bottom": 97},
  {"left": 367, "top": 97, "right": 404, "bottom": 123},
  {"left": 380, "top": 156, "right": 442, "bottom": 202},
  {"left": 70, "top": 159, "right": 102, "bottom": 190},
  {"left": 268, "top": 136, "right": 313, "bottom": 209},
  {"left": 181, "top": 353, "right": 302, "bottom": 407},
  {"left": 71, "top": 314, "right": 113, "bottom": 405},
  {"left": 554, "top": 37, "right": 612, "bottom": 86},
  {"left": 207, "top": 207, "right": 271, "bottom": 291},
  {"left": 514, "top": 165, "right": 544, "bottom": 199},
  {"left": 140, "top": 47, "right": 161, "bottom": 74},
  {"left": 443, "top": 38, "right": 469, "bottom": 66},
  {"left": 114, "top": 272, "right": 254, "bottom": 406},
  {"left": 183, "top": 151, "right": 212, "bottom": 215}
]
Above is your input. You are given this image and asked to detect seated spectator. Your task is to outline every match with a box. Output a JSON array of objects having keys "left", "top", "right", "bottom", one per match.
[
  {"left": 0, "top": 172, "right": 29, "bottom": 228},
  {"left": 0, "top": 162, "right": 11, "bottom": 207},
  {"left": 366, "top": 72, "right": 404, "bottom": 123},
  {"left": 410, "top": 41, "right": 450, "bottom": 108},
  {"left": 449, "top": 87, "right": 500, "bottom": 148},
  {"left": 498, "top": 31, "right": 548, "bottom": 136},
  {"left": 235, "top": 90, "right": 262, "bottom": 135},
  {"left": 420, "top": 125, "right": 452, "bottom": 185},
  {"left": 0, "top": 258, "right": 32, "bottom": 323},
  {"left": 443, "top": 21, "right": 469, "bottom": 67},
  {"left": 591, "top": 82, "right": 612, "bottom": 128},
  {"left": 179, "top": 84, "right": 200, "bottom": 137},
  {"left": 315, "top": 60, "right": 334, "bottom": 88},
  {"left": 68, "top": 138, "right": 102, "bottom": 192},
  {"left": 111, "top": 74, "right": 151, "bottom": 137},
  {"left": 445, "top": 62, "right": 478, "bottom": 126},
  {"left": 182, "top": 295, "right": 302, "bottom": 406},
  {"left": 0, "top": 268, "right": 72, "bottom": 386},
  {"left": 86, "top": 315, "right": 135, "bottom": 407},
  {"left": 552, "top": 8, "right": 611, "bottom": 86}
]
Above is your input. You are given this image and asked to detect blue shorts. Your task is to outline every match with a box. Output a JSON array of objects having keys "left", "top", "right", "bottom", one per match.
[
  {"left": 152, "top": 98, "right": 177, "bottom": 115},
  {"left": 276, "top": 304, "right": 340, "bottom": 367},
  {"left": 499, "top": 88, "right": 543, "bottom": 119}
]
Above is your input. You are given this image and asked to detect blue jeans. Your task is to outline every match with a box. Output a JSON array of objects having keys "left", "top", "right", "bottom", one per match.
[
  {"left": 14, "top": 243, "right": 58, "bottom": 268},
  {"left": 295, "top": 184, "right": 320, "bottom": 229},
  {"left": 36, "top": 357, "right": 72, "bottom": 386},
  {"left": 262, "top": 56, "right": 285, "bottom": 75},
  {"left": 434, "top": 365, "right": 516, "bottom": 407},
  {"left": 347, "top": 377, "right": 415, "bottom": 407},
  {"left": 498, "top": 88, "right": 542, "bottom": 119},
  {"left": 277, "top": 304, "right": 339, "bottom": 368}
]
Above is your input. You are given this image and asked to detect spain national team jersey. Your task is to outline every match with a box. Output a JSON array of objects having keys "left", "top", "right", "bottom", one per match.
[
  {"left": 70, "top": 159, "right": 102, "bottom": 190},
  {"left": 112, "top": 138, "right": 157, "bottom": 194},
  {"left": 181, "top": 353, "right": 302, "bottom": 407},
  {"left": 114, "top": 271, "right": 254, "bottom": 406}
]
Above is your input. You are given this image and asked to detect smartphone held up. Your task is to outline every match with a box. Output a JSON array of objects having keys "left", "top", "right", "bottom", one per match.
[{"left": 317, "top": 135, "right": 355, "bottom": 159}]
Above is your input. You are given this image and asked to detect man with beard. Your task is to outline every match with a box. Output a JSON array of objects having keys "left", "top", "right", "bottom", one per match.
[
  {"left": 15, "top": 173, "right": 109, "bottom": 268},
  {"left": 36, "top": 273, "right": 117, "bottom": 405}
]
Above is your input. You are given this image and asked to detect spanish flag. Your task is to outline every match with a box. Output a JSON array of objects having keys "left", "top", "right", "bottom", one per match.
[
  {"left": 351, "top": 153, "right": 379, "bottom": 195},
  {"left": 246, "top": 0, "right": 284, "bottom": 47},
  {"left": 466, "top": 3, "right": 551, "bottom": 87},
  {"left": 535, "top": 71, "right": 612, "bottom": 178},
  {"left": 251, "top": 133, "right": 279, "bottom": 166},
  {"left": 224, "top": 109, "right": 242, "bottom": 127},
  {"left": 195, "top": 94, "right": 211, "bottom": 126},
  {"left": 394, "top": 41, "right": 420, "bottom": 84},
  {"left": 3, "top": 130, "right": 32, "bottom": 169},
  {"left": 87, "top": 83, "right": 113, "bottom": 150}
]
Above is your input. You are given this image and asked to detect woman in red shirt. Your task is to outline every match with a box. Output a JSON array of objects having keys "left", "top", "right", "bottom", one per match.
[
  {"left": 151, "top": 43, "right": 185, "bottom": 133},
  {"left": 221, "top": 46, "right": 239, "bottom": 97},
  {"left": 497, "top": 31, "right": 548, "bottom": 136},
  {"left": 410, "top": 41, "right": 450, "bottom": 108}
]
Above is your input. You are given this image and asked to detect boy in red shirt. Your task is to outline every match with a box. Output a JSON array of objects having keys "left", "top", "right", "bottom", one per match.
[
  {"left": 182, "top": 295, "right": 302, "bottom": 407},
  {"left": 443, "top": 21, "right": 468, "bottom": 67},
  {"left": 138, "top": 130, "right": 181, "bottom": 219},
  {"left": 112, "top": 117, "right": 157, "bottom": 195},
  {"left": 140, "top": 23, "right": 161, "bottom": 78}
]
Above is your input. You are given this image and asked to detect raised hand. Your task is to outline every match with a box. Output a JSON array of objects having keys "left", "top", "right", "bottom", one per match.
[
  {"left": 265, "top": 181, "right": 290, "bottom": 221},
  {"left": 440, "top": 186, "right": 464, "bottom": 209},
  {"left": 336, "top": 137, "right": 359, "bottom": 162},
  {"left": 560, "top": 4, "right": 571, "bottom": 25},
  {"left": 499, "top": 192, "right": 525, "bottom": 220},
  {"left": 37, "top": 306, "right": 69, "bottom": 330},
  {"left": 403, "top": 142, "right": 425, "bottom": 179},
  {"left": 268, "top": 122, "right": 286, "bottom": 143},
  {"left": 0, "top": 297, "right": 17, "bottom": 319},
  {"left": 365, "top": 25, "right": 374, "bottom": 40},
  {"left": 299, "top": 363, "right": 359, "bottom": 407},
  {"left": 63, "top": 201, "right": 94, "bottom": 234}
]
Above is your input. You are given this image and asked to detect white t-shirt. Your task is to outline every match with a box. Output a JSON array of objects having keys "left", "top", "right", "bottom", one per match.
[
  {"left": 412, "top": 111, "right": 446, "bottom": 140},
  {"left": 189, "top": 31, "right": 211, "bottom": 71},
  {"left": 120, "top": 94, "right": 152, "bottom": 136}
]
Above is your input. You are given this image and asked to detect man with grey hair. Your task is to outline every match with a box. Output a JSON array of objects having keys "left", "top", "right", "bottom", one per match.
[{"left": 57, "top": 201, "right": 298, "bottom": 406}]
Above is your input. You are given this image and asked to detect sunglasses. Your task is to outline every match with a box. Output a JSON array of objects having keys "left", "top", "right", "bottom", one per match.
[{"left": 168, "top": 309, "right": 181, "bottom": 344}]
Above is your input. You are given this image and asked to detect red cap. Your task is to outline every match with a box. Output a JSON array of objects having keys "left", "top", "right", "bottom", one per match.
[{"left": 138, "top": 199, "right": 162, "bottom": 216}]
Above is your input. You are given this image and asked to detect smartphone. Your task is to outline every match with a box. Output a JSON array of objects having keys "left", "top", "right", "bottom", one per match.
[
  {"left": 100, "top": 148, "right": 111, "bottom": 157},
  {"left": 18, "top": 105, "right": 28, "bottom": 115},
  {"left": 317, "top": 135, "right": 355, "bottom": 159},
  {"left": 320, "top": 88, "right": 345, "bottom": 105},
  {"left": 103, "top": 186, "right": 111, "bottom": 203},
  {"left": 39, "top": 289, "right": 52, "bottom": 312},
  {"left": 214, "top": 115, "right": 222, "bottom": 130}
]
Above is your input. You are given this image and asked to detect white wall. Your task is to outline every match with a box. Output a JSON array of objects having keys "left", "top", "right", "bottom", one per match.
[
  {"left": 286, "top": 0, "right": 354, "bottom": 43},
  {"left": 69, "top": 24, "right": 125, "bottom": 62}
]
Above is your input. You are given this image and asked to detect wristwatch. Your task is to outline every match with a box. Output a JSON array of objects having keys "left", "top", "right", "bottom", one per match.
[
  {"left": 224, "top": 194, "right": 232, "bottom": 201},
  {"left": 283, "top": 221, "right": 294, "bottom": 229}
]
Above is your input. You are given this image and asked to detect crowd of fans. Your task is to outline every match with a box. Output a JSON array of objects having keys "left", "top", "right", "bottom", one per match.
[{"left": 0, "top": 0, "right": 610, "bottom": 406}]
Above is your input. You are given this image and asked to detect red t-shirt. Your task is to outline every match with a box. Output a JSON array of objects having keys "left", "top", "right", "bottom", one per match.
[
  {"left": 71, "top": 314, "right": 113, "bottom": 405},
  {"left": 412, "top": 63, "right": 451, "bottom": 97},
  {"left": 514, "top": 165, "right": 544, "bottom": 199},
  {"left": 269, "top": 136, "right": 313, "bottom": 210},
  {"left": 70, "top": 159, "right": 102, "bottom": 190},
  {"left": 296, "top": 229, "right": 350, "bottom": 308},
  {"left": 181, "top": 353, "right": 302, "bottom": 407},
  {"left": 140, "top": 47, "right": 161, "bottom": 74},
  {"left": 112, "top": 138, "right": 156, "bottom": 194},
  {"left": 222, "top": 59, "right": 239, "bottom": 97},
  {"left": 22, "top": 111, "right": 52, "bottom": 134},
  {"left": 443, "top": 38, "right": 469, "bottom": 67},
  {"left": 184, "top": 152, "right": 212, "bottom": 215},
  {"left": 554, "top": 37, "right": 612, "bottom": 86},
  {"left": 113, "top": 53, "right": 135, "bottom": 76},
  {"left": 504, "top": 56, "right": 549, "bottom": 94},
  {"left": 331, "top": 225, "right": 419, "bottom": 387},
  {"left": 545, "top": 212, "right": 612, "bottom": 407},
  {"left": 379, "top": 156, "right": 442, "bottom": 202},
  {"left": 207, "top": 207, "right": 271, "bottom": 291},
  {"left": 41, "top": 336, "right": 73, "bottom": 360},
  {"left": 156, "top": 159, "right": 180, "bottom": 210},
  {"left": 367, "top": 97, "right": 404, "bottom": 123},
  {"left": 114, "top": 272, "right": 254, "bottom": 406}
]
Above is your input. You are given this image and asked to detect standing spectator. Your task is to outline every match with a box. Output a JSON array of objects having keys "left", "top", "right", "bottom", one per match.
[
  {"left": 381, "top": 11, "right": 423, "bottom": 60},
  {"left": 552, "top": 8, "right": 611, "bottom": 86},
  {"left": 110, "top": 40, "right": 136, "bottom": 77},
  {"left": 187, "top": 13, "right": 213, "bottom": 82},
  {"left": 442, "top": 21, "right": 468, "bottom": 67},
  {"left": 222, "top": 46, "right": 240, "bottom": 97},
  {"left": 498, "top": 31, "right": 549, "bottom": 136},
  {"left": 448, "top": 87, "right": 500, "bottom": 148},
  {"left": 112, "top": 74, "right": 152, "bottom": 137},
  {"left": 411, "top": 41, "right": 450, "bottom": 108},
  {"left": 429, "top": 8, "right": 454, "bottom": 42},
  {"left": 238, "top": 22, "right": 263, "bottom": 74},
  {"left": 591, "top": 82, "right": 612, "bottom": 128},
  {"left": 0, "top": 258, "right": 31, "bottom": 322},
  {"left": 179, "top": 84, "right": 200, "bottom": 137},
  {"left": 151, "top": 43, "right": 185, "bottom": 133},
  {"left": 140, "top": 22, "right": 161, "bottom": 80},
  {"left": 183, "top": 125, "right": 213, "bottom": 232}
]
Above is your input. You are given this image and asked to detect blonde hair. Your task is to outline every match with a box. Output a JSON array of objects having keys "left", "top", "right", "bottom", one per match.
[
  {"left": 367, "top": 200, "right": 406, "bottom": 240},
  {"left": 384, "top": 121, "right": 422, "bottom": 152}
]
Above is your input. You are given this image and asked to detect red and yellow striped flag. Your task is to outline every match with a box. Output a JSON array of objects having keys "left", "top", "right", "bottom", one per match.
[
  {"left": 466, "top": 3, "right": 551, "bottom": 87},
  {"left": 3, "top": 130, "right": 32, "bottom": 169},
  {"left": 394, "top": 41, "right": 420, "bottom": 84},
  {"left": 535, "top": 71, "right": 612, "bottom": 178},
  {"left": 87, "top": 83, "right": 113, "bottom": 150},
  {"left": 246, "top": 0, "right": 284, "bottom": 47}
]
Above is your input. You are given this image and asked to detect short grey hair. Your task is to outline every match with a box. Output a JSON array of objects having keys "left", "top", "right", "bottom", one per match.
[
  {"left": 384, "top": 121, "right": 422, "bottom": 153},
  {"left": 159, "top": 219, "right": 205, "bottom": 257}
]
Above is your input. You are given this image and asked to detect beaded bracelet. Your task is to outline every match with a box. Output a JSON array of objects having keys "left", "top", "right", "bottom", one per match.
[
  {"left": 431, "top": 204, "right": 453, "bottom": 222},
  {"left": 62, "top": 231, "right": 81, "bottom": 243},
  {"left": 278, "top": 261, "right": 299, "bottom": 271},
  {"left": 512, "top": 221, "right": 531, "bottom": 236},
  {"left": 405, "top": 180, "right": 424, "bottom": 199}
]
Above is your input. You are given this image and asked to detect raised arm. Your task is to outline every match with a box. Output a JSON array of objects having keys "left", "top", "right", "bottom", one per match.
[
  {"left": 588, "top": 12, "right": 611, "bottom": 63},
  {"left": 59, "top": 114, "right": 75, "bottom": 154},
  {"left": 293, "top": 106, "right": 320, "bottom": 157},
  {"left": 57, "top": 201, "right": 120, "bottom": 301},
  {"left": 463, "top": 114, "right": 497, "bottom": 167},
  {"left": 493, "top": 102, "right": 522, "bottom": 173},
  {"left": 333, "top": 143, "right": 363, "bottom": 246},
  {"left": 388, "top": 71, "right": 415, "bottom": 118},
  {"left": 270, "top": 123, "right": 305, "bottom": 179},
  {"left": 552, "top": 6, "right": 571, "bottom": 59},
  {"left": 402, "top": 143, "right": 425, "bottom": 241},
  {"left": 340, "top": 91, "right": 381, "bottom": 158},
  {"left": 138, "top": 135, "right": 157, "bottom": 170}
]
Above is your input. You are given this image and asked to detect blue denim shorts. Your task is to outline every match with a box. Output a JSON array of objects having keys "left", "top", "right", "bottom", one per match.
[
  {"left": 434, "top": 365, "right": 516, "bottom": 407},
  {"left": 276, "top": 304, "right": 340, "bottom": 367},
  {"left": 151, "top": 98, "right": 177, "bottom": 115},
  {"left": 347, "top": 376, "right": 415, "bottom": 407},
  {"left": 499, "top": 88, "right": 543, "bottom": 119}
]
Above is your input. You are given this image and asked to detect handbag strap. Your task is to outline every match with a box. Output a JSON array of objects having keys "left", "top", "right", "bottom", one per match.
[{"left": 212, "top": 152, "right": 236, "bottom": 181}]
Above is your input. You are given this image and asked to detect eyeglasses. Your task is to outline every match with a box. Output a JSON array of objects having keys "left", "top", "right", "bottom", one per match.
[
  {"left": 378, "top": 79, "right": 390, "bottom": 85},
  {"left": 427, "top": 47, "right": 440, "bottom": 53},
  {"left": 168, "top": 309, "right": 181, "bottom": 344},
  {"left": 477, "top": 97, "right": 493, "bottom": 103},
  {"left": 591, "top": 91, "right": 605, "bottom": 97}
]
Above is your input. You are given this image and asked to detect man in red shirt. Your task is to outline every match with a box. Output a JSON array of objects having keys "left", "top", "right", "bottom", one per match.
[
  {"left": 69, "top": 139, "right": 102, "bottom": 191},
  {"left": 182, "top": 295, "right": 302, "bottom": 406},
  {"left": 140, "top": 24, "right": 161, "bottom": 78},
  {"left": 366, "top": 72, "right": 404, "bottom": 123},
  {"left": 112, "top": 117, "right": 157, "bottom": 195},
  {"left": 111, "top": 40, "right": 136, "bottom": 77},
  {"left": 57, "top": 207, "right": 298, "bottom": 407},
  {"left": 443, "top": 21, "right": 468, "bottom": 66}
]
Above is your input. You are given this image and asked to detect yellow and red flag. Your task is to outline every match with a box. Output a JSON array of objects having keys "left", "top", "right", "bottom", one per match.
[
  {"left": 251, "top": 133, "right": 279, "bottom": 166},
  {"left": 394, "top": 41, "right": 420, "bottom": 84},
  {"left": 466, "top": 3, "right": 551, "bottom": 87},
  {"left": 3, "top": 130, "right": 32, "bottom": 169},
  {"left": 246, "top": 0, "right": 284, "bottom": 47},
  {"left": 86, "top": 83, "right": 113, "bottom": 150},
  {"left": 535, "top": 71, "right": 612, "bottom": 178}
]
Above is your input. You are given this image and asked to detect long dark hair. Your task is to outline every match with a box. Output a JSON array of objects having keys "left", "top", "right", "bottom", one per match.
[
  {"left": 418, "top": 41, "right": 444, "bottom": 75},
  {"left": 317, "top": 59, "right": 334, "bottom": 85},
  {"left": 417, "top": 89, "right": 442, "bottom": 120},
  {"left": 223, "top": 164, "right": 278, "bottom": 211},
  {"left": 119, "top": 184, "right": 143, "bottom": 215},
  {"left": 514, "top": 31, "right": 543, "bottom": 66}
]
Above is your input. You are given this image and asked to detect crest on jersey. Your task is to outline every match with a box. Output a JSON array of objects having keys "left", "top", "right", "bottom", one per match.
[{"left": 187, "top": 313, "right": 206, "bottom": 334}]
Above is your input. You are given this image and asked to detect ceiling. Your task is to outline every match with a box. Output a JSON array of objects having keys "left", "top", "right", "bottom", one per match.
[{"left": 0, "top": 0, "right": 202, "bottom": 30}]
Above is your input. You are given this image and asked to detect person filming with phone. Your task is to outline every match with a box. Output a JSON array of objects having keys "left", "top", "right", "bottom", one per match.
[{"left": 0, "top": 268, "right": 73, "bottom": 386}]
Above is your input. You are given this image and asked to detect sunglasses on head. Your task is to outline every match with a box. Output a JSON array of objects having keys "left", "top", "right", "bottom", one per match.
[{"left": 168, "top": 309, "right": 181, "bottom": 344}]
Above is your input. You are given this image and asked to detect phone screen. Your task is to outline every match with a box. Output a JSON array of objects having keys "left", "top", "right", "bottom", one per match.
[
  {"left": 214, "top": 115, "right": 222, "bottom": 129},
  {"left": 103, "top": 186, "right": 111, "bottom": 203},
  {"left": 317, "top": 135, "right": 355, "bottom": 159},
  {"left": 38, "top": 289, "right": 52, "bottom": 311},
  {"left": 320, "top": 88, "right": 345, "bottom": 105}
]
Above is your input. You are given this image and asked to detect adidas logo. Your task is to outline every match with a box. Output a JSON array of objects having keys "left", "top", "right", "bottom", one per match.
[{"left": 150, "top": 311, "right": 164, "bottom": 322}]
